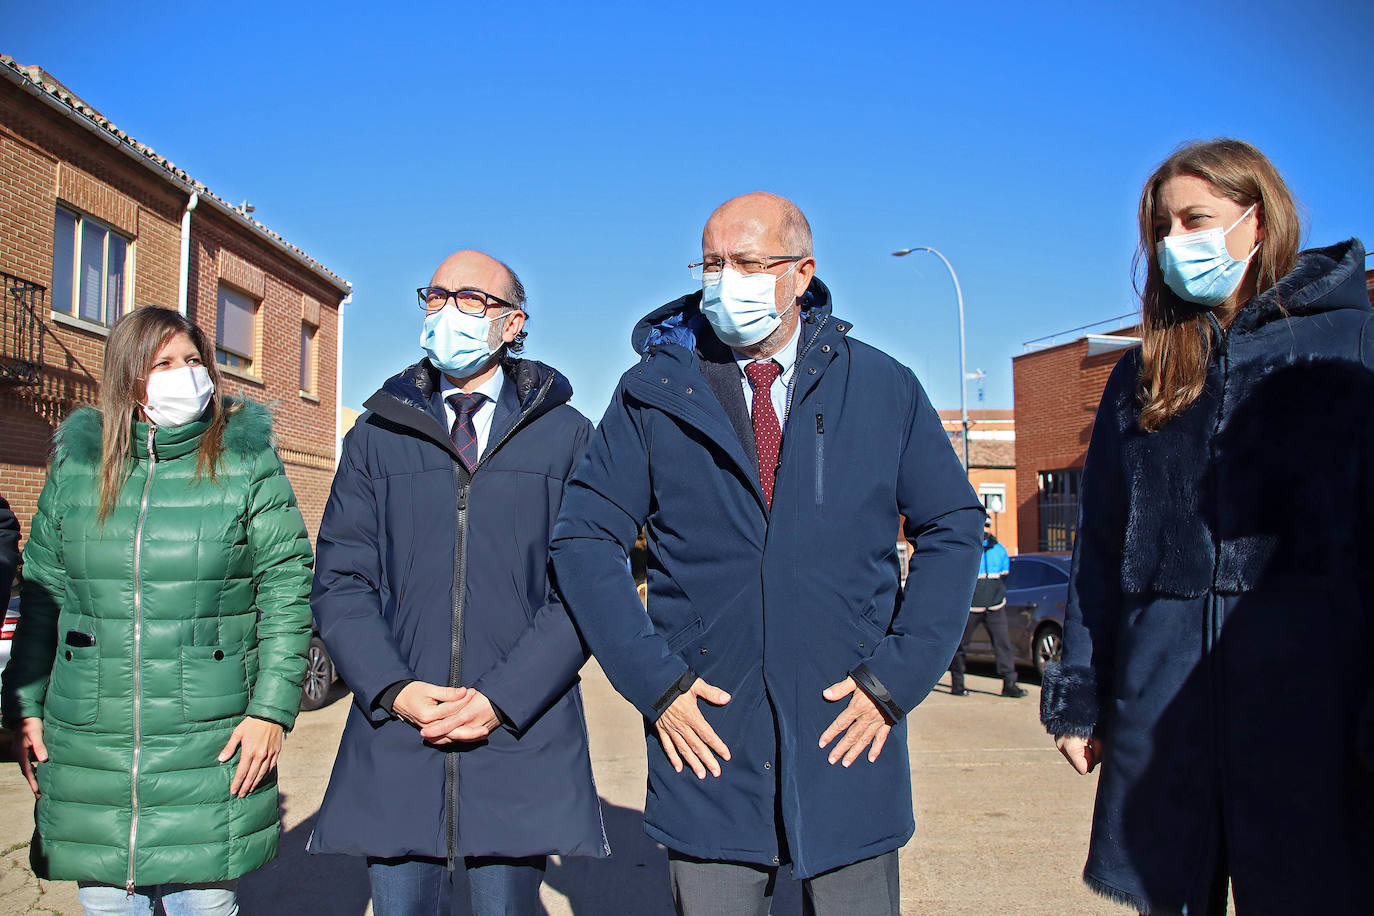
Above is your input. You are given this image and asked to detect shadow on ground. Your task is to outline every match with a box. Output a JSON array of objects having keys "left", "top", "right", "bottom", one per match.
[
  {"left": 239, "top": 806, "right": 371, "bottom": 915},
  {"left": 545, "top": 798, "right": 804, "bottom": 915},
  {"left": 244, "top": 793, "right": 807, "bottom": 915}
]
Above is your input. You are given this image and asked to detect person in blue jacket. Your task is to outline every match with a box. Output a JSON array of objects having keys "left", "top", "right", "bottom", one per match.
[
  {"left": 308, "top": 250, "right": 607, "bottom": 915},
  {"left": 948, "top": 519, "right": 1024, "bottom": 697},
  {"left": 1041, "top": 139, "right": 1374, "bottom": 913},
  {"left": 550, "top": 192, "right": 984, "bottom": 916}
]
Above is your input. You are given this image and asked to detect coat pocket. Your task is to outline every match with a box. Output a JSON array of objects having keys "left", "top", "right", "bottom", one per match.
[
  {"left": 45, "top": 643, "right": 101, "bottom": 726},
  {"left": 664, "top": 618, "right": 705, "bottom": 656},
  {"left": 181, "top": 645, "right": 249, "bottom": 722}
]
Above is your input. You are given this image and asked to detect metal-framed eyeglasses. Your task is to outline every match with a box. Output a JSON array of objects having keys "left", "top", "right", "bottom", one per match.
[
  {"left": 417, "top": 286, "right": 518, "bottom": 315},
  {"left": 688, "top": 254, "right": 805, "bottom": 282}
]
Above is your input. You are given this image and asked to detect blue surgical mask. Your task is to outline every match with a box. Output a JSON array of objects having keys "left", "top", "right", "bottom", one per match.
[
  {"left": 1156, "top": 204, "right": 1260, "bottom": 307},
  {"left": 420, "top": 307, "right": 511, "bottom": 377},
  {"left": 700, "top": 265, "right": 799, "bottom": 348}
]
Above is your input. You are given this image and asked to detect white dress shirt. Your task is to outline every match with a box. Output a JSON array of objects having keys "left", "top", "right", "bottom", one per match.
[
  {"left": 439, "top": 368, "right": 506, "bottom": 458},
  {"left": 733, "top": 323, "right": 801, "bottom": 433}
]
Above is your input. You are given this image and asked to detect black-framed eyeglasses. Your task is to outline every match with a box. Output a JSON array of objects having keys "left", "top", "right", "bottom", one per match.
[
  {"left": 417, "top": 286, "right": 517, "bottom": 315},
  {"left": 688, "top": 254, "right": 805, "bottom": 281}
]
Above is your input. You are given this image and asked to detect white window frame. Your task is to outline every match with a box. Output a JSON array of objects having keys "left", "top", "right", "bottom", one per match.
[
  {"left": 51, "top": 205, "right": 131, "bottom": 327},
  {"left": 979, "top": 483, "right": 1007, "bottom": 515}
]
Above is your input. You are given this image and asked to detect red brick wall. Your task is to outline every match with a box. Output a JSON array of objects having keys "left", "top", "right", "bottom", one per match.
[
  {"left": 1012, "top": 340, "right": 1128, "bottom": 554},
  {"left": 0, "top": 79, "right": 343, "bottom": 552},
  {"left": 189, "top": 210, "right": 340, "bottom": 542}
]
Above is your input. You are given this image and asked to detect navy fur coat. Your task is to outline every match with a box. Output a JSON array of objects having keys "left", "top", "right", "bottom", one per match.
[{"left": 1041, "top": 239, "right": 1374, "bottom": 912}]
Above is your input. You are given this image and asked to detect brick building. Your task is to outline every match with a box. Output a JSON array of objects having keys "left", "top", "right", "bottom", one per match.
[
  {"left": 0, "top": 58, "right": 350, "bottom": 550},
  {"left": 938, "top": 408, "right": 1018, "bottom": 554},
  {"left": 1011, "top": 322, "right": 1139, "bottom": 555}
]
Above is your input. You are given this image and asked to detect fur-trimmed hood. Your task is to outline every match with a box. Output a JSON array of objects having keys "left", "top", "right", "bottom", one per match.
[{"left": 52, "top": 398, "right": 276, "bottom": 466}]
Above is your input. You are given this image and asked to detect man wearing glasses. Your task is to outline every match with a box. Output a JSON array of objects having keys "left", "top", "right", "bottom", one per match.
[
  {"left": 551, "top": 192, "right": 984, "bottom": 915},
  {"left": 309, "top": 250, "right": 606, "bottom": 914}
]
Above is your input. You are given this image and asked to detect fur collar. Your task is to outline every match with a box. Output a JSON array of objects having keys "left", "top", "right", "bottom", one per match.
[
  {"left": 1231, "top": 238, "right": 1368, "bottom": 333},
  {"left": 53, "top": 398, "right": 275, "bottom": 466}
]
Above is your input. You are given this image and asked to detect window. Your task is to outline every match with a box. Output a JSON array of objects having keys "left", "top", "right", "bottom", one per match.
[
  {"left": 1037, "top": 468, "right": 1083, "bottom": 552},
  {"left": 979, "top": 484, "right": 1006, "bottom": 515},
  {"left": 51, "top": 206, "right": 128, "bottom": 325},
  {"left": 299, "top": 322, "right": 317, "bottom": 393},
  {"left": 217, "top": 285, "right": 258, "bottom": 370},
  {"left": 1007, "top": 558, "right": 1069, "bottom": 591}
]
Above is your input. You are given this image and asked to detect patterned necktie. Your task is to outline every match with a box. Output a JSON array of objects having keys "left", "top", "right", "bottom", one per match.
[
  {"left": 446, "top": 392, "right": 487, "bottom": 472},
  {"left": 744, "top": 360, "right": 783, "bottom": 508}
]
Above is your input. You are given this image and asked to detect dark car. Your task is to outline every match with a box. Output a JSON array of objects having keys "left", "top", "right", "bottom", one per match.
[{"left": 960, "top": 553, "right": 1069, "bottom": 677}]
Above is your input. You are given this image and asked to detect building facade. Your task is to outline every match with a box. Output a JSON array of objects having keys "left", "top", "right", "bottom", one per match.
[
  {"left": 939, "top": 408, "right": 1018, "bottom": 554},
  {"left": 0, "top": 58, "right": 349, "bottom": 549},
  {"left": 1011, "top": 331, "right": 1139, "bottom": 555}
]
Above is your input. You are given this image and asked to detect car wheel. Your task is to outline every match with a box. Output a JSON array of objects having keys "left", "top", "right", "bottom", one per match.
[
  {"left": 1032, "top": 623, "right": 1062, "bottom": 678},
  {"left": 300, "top": 635, "right": 335, "bottom": 711}
]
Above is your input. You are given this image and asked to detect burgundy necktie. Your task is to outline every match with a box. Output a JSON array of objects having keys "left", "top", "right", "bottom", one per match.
[
  {"left": 446, "top": 392, "right": 487, "bottom": 472},
  {"left": 744, "top": 360, "right": 783, "bottom": 508}
]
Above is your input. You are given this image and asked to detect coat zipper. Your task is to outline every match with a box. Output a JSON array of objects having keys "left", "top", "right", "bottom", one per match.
[
  {"left": 443, "top": 374, "right": 554, "bottom": 869},
  {"left": 127, "top": 426, "right": 157, "bottom": 893},
  {"left": 769, "top": 314, "right": 830, "bottom": 512},
  {"left": 446, "top": 462, "right": 469, "bottom": 870},
  {"left": 780, "top": 314, "right": 828, "bottom": 432}
]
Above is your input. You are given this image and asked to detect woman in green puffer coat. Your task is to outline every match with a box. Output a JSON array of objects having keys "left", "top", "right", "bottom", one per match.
[{"left": 1, "top": 306, "right": 313, "bottom": 915}]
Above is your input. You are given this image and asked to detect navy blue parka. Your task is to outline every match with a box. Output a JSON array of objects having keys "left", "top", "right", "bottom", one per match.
[
  {"left": 550, "top": 279, "right": 984, "bottom": 879},
  {"left": 1041, "top": 240, "right": 1374, "bottom": 912},
  {"left": 308, "top": 357, "right": 608, "bottom": 863}
]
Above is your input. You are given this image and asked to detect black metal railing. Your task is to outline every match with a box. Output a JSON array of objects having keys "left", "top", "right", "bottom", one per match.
[
  {"left": 0, "top": 271, "right": 45, "bottom": 385},
  {"left": 1037, "top": 468, "right": 1083, "bottom": 553}
]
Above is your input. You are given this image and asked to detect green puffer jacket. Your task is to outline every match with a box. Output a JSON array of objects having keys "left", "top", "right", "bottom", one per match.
[{"left": 0, "top": 399, "right": 313, "bottom": 887}]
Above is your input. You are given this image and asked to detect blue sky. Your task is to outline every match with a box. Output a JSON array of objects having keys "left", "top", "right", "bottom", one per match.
[{"left": 8, "top": 0, "right": 1373, "bottom": 416}]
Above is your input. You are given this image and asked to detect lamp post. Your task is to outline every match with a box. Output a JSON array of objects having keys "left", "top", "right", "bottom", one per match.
[{"left": 892, "top": 246, "right": 970, "bottom": 471}]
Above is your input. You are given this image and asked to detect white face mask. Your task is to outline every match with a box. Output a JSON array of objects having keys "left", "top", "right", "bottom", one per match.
[
  {"left": 143, "top": 365, "right": 214, "bottom": 427},
  {"left": 700, "top": 264, "right": 799, "bottom": 349}
]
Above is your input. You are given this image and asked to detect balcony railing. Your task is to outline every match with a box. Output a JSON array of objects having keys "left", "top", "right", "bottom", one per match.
[{"left": 0, "top": 271, "right": 45, "bottom": 385}]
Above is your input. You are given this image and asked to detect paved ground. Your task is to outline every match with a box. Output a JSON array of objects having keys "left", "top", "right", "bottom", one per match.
[{"left": 0, "top": 665, "right": 1119, "bottom": 914}]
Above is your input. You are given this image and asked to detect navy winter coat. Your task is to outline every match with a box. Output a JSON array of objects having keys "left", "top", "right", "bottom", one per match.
[
  {"left": 308, "top": 358, "right": 607, "bottom": 863},
  {"left": 550, "top": 279, "right": 984, "bottom": 879},
  {"left": 1041, "top": 240, "right": 1374, "bottom": 912}
]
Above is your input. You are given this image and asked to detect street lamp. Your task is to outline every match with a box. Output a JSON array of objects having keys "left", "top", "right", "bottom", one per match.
[{"left": 892, "top": 246, "right": 970, "bottom": 471}]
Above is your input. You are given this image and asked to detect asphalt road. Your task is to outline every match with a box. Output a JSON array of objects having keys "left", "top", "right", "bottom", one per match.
[{"left": 0, "top": 664, "right": 1118, "bottom": 915}]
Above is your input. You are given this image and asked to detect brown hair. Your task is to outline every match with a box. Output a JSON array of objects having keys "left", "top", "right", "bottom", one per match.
[
  {"left": 97, "top": 306, "right": 236, "bottom": 521},
  {"left": 1133, "top": 139, "right": 1301, "bottom": 432}
]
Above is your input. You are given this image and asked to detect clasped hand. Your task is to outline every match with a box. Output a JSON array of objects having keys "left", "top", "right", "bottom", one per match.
[
  {"left": 654, "top": 675, "right": 896, "bottom": 779},
  {"left": 393, "top": 681, "right": 501, "bottom": 745}
]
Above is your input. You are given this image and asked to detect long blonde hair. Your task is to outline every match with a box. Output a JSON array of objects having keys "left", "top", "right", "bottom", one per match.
[
  {"left": 97, "top": 307, "right": 235, "bottom": 521},
  {"left": 1133, "top": 139, "right": 1301, "bottom": 432}
]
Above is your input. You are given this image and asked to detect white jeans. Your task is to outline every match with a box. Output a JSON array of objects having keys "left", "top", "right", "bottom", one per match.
[{"left": 77, "top": 881, "right": 237, "bottom": 916}]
